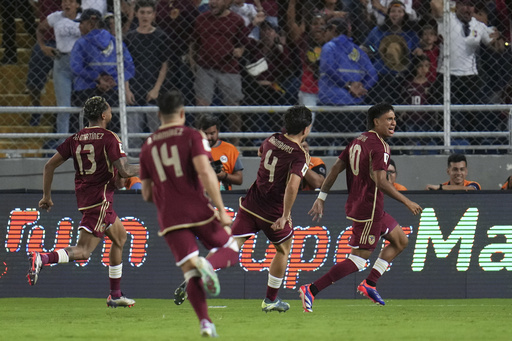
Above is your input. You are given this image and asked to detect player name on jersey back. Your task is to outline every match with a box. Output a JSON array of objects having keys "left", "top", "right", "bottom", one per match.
[{"left": 75, "top": 132, "right": 104, "bottom": 141}]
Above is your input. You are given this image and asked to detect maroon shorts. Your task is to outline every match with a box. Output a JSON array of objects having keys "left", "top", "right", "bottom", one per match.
[
  {"left": 348, "top": 212, "right": 398, "bottom": 251},
  {"left": 163, "top": 219, "right": 232, "bottom": 266},
  {"left": 78, "top": 202, "right": 117, "bottom": 238},
  {"left": 231, "top": 207, "right": 293, "bottom": 245}
]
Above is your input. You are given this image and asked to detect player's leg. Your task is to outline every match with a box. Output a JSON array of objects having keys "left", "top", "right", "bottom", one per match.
[
  {"left": 164, "top": 229, "right": 218, "bottom": 337},
  {"left": 104, "top": 217, "right": 135, "bottom": 308},
  {"left": 299, "top": 220, "right": 373, "bottom": 311},
  {"left": 261, "top": 237, "right": 292, "bottom": 313},
  {"left": 363, "top": 221, "right": 408, "bottom": 288},
  {"left": 299, "top": 248, "right": 370, "bottom": 312},
  {"left": 174, "top": 224, "right": 243, "bottom": 306},
  {"left": 27, "top": 229, "right": 101, "bottom": 286},
  {"left": 358, "top": 213, "right": 405, "bottom": 306}
]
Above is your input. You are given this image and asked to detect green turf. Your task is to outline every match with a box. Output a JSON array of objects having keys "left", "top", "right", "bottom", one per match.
[{"left": 1, "top": 298, "right": 511, "bottom": 340}]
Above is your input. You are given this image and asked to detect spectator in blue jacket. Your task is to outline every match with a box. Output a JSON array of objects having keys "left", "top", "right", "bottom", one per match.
[
  {"left": 319, "top": 17, "right": 377, "bottom": 106},
  {"left": 70, "top": 8, "right": 135, "bottom": 132},
  {"left": 316, "top": 17, "right": 377, "bottom": 138}
]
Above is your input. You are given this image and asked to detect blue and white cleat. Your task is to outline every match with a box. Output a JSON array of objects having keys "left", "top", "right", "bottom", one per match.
[
  {"left": 261, "top": 297, "right": 290, "bottom": 313},
  {"left": 357, "top": 279, "right": 385, "bottom": 306},
  {"left": 299, "top": 284, "right": 315, "bottom": 312}
]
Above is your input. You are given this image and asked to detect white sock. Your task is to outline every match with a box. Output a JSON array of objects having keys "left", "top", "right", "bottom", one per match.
[
  {"left": 373, "top": 258, "right": 389, "bottom": 275},
  {"left": 348, "top": 254, "right": 367, "bottom": 270},
  {"left": 109, "top": 263, "right": 123, "bottom": 279},
  {"left": 57, "top": 249, "right": 69, "bottom": 263},
  {"left": 267, "top": 274, "right": 283, "bottom": 289}
]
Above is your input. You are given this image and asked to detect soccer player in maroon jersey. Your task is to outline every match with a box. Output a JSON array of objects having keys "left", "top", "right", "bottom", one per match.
[
  {"left": 28, "top": 96, "right": 140, "bottom": 308},
  {"left": 300, "top": 103, "right": 422, "bottom": 312},
  {"left": 231, "top": 105, "right": 312, "bottom": 312},
  {"left": 139, "top": 89, "right": 239, "bottom": 338}
]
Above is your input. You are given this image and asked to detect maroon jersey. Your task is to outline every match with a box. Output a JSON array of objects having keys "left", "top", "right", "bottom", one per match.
[
  {"left": 241, "top": 133, "right": 309, "bottom": 221},
  {"left": 193, "top": 11, "right": 248, "bottom": 73},
  {"left": 139, "top": 124, "right": 216, "bottom": 235},
  {"left": 339, "top": 131, "right": 390, "bottom": 221},
  {"left": 57, "top": 127, "right": 126, "bottom": 210}
]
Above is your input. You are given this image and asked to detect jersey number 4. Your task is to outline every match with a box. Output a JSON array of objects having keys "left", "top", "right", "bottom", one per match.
[{"left": 151, "top": 143, "right": 183, "bottom": 182}]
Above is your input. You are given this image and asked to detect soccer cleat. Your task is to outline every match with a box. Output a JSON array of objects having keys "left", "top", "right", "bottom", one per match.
[
  {"left": 357, "top": 279, "right": 385, "bottom": 306},
  {"left": 299, "top": 284, "right": 315, "bottom": 312},
  {"left": 261, "top": 297, "right": 290, "bottom": 313},
  {"left": 200, "top": 319, "right": 218, "bottom": 338},
  {"left": 27, "top": 251, "right": 43, "bottom": 286},
  {"left": 107, "top": 294, "right": 136, "bottom": 308},
  {"left": 196, "top": 257, "right": 220, "bottom": 297},
  {"left": 174, "top": 280, "right": 187, "bottom": 305}
]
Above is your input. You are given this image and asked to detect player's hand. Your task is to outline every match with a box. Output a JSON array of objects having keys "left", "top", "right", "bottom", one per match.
[
  {"left": 218, "top": 210, "right": 233, "bottom": 228},
  {"left": 406, "top": 200, "right": 422, "bottom": 215},
  {"left": 39, "top": 197, "right": 54, "bottom": 212},
  {"left": 425, "top": 184, "right": 439, "bottom": 190},
  {"left": 271, "top": 216, "right": 291, "bottom": 231},
  {"left": 308, "top": 199, "right": 325, "bottom": 222}
]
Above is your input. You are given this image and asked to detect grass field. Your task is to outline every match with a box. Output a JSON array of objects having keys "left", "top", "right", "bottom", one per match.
[{"left": 1, "top": 298, "right": 511, "bottom": 340}]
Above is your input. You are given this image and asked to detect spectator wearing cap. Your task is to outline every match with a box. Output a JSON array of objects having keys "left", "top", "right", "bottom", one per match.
[
  {"left": 362, "top": 0, "right": 420, "bottom": 104},
  {"left": 70, "top": 8, "right": 135, "bottom": 132},
  {"left": 429, "top": 0, "right": 505, "bottom": 131},
  {"left": 316, "top": 17, "right": 377, "bottom": 137}
]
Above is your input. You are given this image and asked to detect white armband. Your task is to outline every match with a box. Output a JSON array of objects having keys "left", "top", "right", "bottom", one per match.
[{"left": 318, "top": 191, "right": 328, "bottom": 201}]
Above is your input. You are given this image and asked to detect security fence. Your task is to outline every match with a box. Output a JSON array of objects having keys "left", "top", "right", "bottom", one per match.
[{"left": 0, "top": 0, "right": 511, "bottom": 157}]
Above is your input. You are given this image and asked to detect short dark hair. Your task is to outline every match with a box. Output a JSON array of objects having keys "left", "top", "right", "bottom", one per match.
[
  {"left": 447, "top": 153, "right": 467, "bottom": 167},
  {"left": 283, "top": 106, "right": 312, "bottom": 135},
  {"left": 388, "top": 158, "right": 396, "bottom": 170},
  {"left": 83, "top": 96, "right": 109, "bottom": 122},
  {"left": 196, "top": 113, "right": 220, "bottom": 131},
  {"left": 157, "top": 89, "right": 184, "bottom": 116},
  {"left": 135, "top": 0, "right": 156, "bottom": 12},
  {"left": 367, "top": 103, "right": 394, "bottom": 129}
]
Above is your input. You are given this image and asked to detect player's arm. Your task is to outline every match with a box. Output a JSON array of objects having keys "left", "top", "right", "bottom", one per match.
[
  {"left": 113, "top": 157, "right": 140, "bottom": 178},
  {"left": 39, "top": 152, "right": 67, "bottom": 212},
  {"left": 303, "top": 166, "right": 325, "bottom": 190},
  {"left": 309, "top": 158, "right": 346, "bottom": 221},
  {"left": 374, "top": 169, "right": 422, "bottom": 215},
  {"left": 272, "top": 173, "right": 302, "bottom": 231},
  {"left": 193, "top": 154, "right": 232, "bottom": 228},
  {"left": 141, "top": 179, "right": 153, "bottom": 203}
]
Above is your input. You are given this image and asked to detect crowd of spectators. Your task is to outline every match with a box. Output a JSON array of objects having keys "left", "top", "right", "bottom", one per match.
[{"left": 3, "top": 0, "right": 512, "bottom": 151}]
